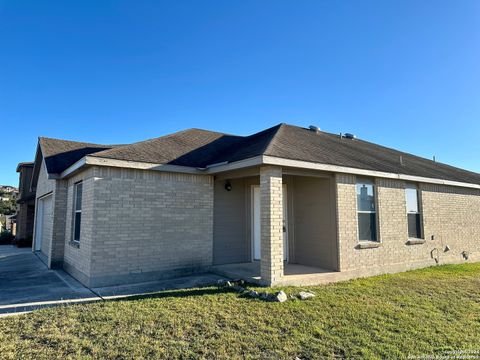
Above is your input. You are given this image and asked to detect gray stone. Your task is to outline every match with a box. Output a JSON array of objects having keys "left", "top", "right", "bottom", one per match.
[
  {"left": 248, "top": 290, "right": 259, "bottom": 298},
  {"left": 225, "top": 281, "right": 233, "bottom": 287},
  {"left": 274, "top": 290, "right": 288, "bottom": 303},
  {"left": 298, "top": 291, "right": 315, "bottom": 300},
  {"left": 260, "top": 292, "right": 269, "bottom": 300},
  {"left": 232, "top": 285, "right": 245, "bottom": 292}
]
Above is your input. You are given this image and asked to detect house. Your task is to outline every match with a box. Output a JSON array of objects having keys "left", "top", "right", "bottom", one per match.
[
  {"left": 5, "top": 214, "right": 17, "bottom": 236},
  {"left": 26, "top": 124, "right": 480, "bottom": 287},
  {"left": 15, "top": 162, "right": 36, "bottom": 244}
]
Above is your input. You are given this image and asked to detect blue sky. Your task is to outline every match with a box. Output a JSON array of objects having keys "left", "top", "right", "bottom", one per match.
[{"left": 1, "top": 1, "right": 479, "bottom": 186}]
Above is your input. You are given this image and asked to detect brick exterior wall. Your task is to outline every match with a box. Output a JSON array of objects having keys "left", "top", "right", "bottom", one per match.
[
  {"left": 260, "top": 166, "right": 284, "bottom": 285},
  {"left": 15, "top": 202, "right": 34, "bottom": 240},
  {"left": 421, "top": 183, "right": 480, "bottom": 263},
  {"left": 16, "top": 166, "right": 36, "bottom": 240},
  {"left": 50, "top": 180, "right": 68, "bottom": 267},
  {"left": 335, "top": 173, "right": 480, "bottom": 278},
  {"left": 63, "top": 168, "right": 96, "bottom": 284},
  {"left": 35, "top": 156, "right": 480, "bottom": 287},
  {"left": 62, "top": 166, "right": 214, "bottom": 287}
]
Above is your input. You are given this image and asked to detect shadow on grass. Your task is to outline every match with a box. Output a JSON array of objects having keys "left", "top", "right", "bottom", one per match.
[
  {"left": 105, "top": 280, "right": 269, "bottom": 305},
  {"left": 106, "top": 286, "right": 235, "bottom": 304}
]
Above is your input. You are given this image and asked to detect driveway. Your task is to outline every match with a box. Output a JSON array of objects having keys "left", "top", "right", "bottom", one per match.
[
  {"left": 0, "top": 246, "right": 98, "bottom": 315},
  {"left": 0, "top": 246, "right": 225, "bottom": 316}
]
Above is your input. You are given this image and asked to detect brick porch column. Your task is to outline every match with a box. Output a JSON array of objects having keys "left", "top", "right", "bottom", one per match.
[{"left": 260, "top": 165, "right": 284, "bottom": 286}]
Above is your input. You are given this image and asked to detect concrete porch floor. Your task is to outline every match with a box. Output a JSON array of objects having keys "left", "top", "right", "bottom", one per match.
[{"left": 211, "top": 261, "right": 344, "bottom": 286}]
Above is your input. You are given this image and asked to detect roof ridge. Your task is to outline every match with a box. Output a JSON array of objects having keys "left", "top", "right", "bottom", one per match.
[
  {"left": 251, "top": 123, "right": 285, "bottom": 155},
  {"left": 38, "top": 136, "right": 116, "bottom": 148},
  {"left": 91, "top": 128, "right": 240, "bottom": 158}
]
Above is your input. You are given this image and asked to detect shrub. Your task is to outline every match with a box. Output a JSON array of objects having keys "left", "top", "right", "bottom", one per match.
[
  {"left": 14, "top": 236, "right": 33, "bottom": 248},
  {"left": 0, "top": 230, "right": 15, "bottom": 245}
]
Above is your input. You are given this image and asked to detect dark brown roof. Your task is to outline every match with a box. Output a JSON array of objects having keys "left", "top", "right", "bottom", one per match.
[
  {"left": 37, "top": 124, "right": 480, "bottom": 185},
  {"left": 90, "top": 129, "right": 243, "bottom": 166},
  {"left": 39, "top": 137, "right": 114, "bottom": 174},
  {"left": 16, "top": 162, "right": 34, "bottom": 172},
  {"left": 260, "top": 124, "right": 480, "bottom": 185}
]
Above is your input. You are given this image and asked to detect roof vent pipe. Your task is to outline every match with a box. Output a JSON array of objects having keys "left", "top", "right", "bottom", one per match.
[{"left": 309, "top": 125, "right": 320, "bottom": 133}]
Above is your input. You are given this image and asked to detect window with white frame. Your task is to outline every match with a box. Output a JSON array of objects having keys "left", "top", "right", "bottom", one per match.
[
  {"left": 356, "top": 178, "right": 378, "bottom": 241},
  {"left": 405, "top": 183, "right": 422, "bottom": 239},
  {"left": 72, "top": 181, "right": 83, "bottom": 242}
]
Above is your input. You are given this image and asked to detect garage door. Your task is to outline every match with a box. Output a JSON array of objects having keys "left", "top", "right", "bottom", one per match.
[{"left": 34, "top": 195, "right": 53, "bottom": 255}]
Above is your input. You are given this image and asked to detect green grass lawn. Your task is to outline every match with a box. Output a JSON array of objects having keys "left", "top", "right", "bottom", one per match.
[{"left": 1, "top": 264, "right": 480, "bottom": 359}]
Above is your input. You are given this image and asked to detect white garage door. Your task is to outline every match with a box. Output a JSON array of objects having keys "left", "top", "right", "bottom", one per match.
[{"left": 34, "top": 195, "right": 53, "bottom": 255}]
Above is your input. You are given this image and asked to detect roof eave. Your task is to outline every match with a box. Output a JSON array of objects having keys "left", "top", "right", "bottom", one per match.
[{"left": 58, "top": 153, "right": 480, "bottom": 190}]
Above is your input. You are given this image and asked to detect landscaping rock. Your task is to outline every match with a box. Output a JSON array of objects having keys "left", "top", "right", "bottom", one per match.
[
  {"left": 217, "top": 279, "right": 226, "bottom": 286},
  {"left": 298, "top": 291, "right": 315, "bottom": 300},
  {"left": 248, "top": 290, "right": 259, "bottom": 298},
  {"left": 225, "top": 281, "right": 233, "bottom": 288},
  {"left": 273, "top": 291, "right": 288, "bottom": 303},
  {"left": 232, "top": 285, "right": 245, "bottom": 293},
  {"left": 260, "top": 292, "right": 269, "bottom": 301}
]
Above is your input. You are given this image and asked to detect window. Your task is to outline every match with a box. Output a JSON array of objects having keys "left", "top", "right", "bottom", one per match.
[
  {"left": 72, "top": 181, "right": 83, "bottom": 242},
  {"left": 405, "top": 184, "right": 422, "bottom": 239},
  {"left": 356, "top": 178, "right": 377, "bottom": 241}
]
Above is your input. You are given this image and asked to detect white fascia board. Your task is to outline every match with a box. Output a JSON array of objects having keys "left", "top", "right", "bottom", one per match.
[
  {"left": 204, "top": 156, "right": 263, "bottom": 174},
  {"left": 59, "top": 152, "right": 480, "bottom": 190},
  {"left": 262, "top": 155, "right": 480, "bottom": 190},
  {"left": 60, "top": 156, "right": 204, "bottom": 178},
  {"left": 59, "top": 157, "right": 87, "bottom": 178},
  {"left": 85, "top": 156, "right": 204, "bottom": 174}
]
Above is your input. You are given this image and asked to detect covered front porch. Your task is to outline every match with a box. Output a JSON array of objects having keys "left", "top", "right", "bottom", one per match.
[{"left": 212, "top": 165, "right": 340, "bottom": 286}]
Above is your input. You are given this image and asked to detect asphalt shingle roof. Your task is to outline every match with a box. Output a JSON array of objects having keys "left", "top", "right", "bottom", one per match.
[
  {"left": 39, "top": 137, "right": 114, "bottom": 174},
  {"left": 38, "top": 124, "right": 480, "bottom": 185}
]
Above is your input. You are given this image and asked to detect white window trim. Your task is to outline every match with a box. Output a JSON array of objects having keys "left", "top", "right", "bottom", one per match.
[
  {"left": 355, "top": 178, "right": 379, "bottom": 243},
  {"left": 72, "top": 181, "right": 82, "bottom": 242},
  {"left": 405, "top": 183, "right": 423, "bottom": 240}
]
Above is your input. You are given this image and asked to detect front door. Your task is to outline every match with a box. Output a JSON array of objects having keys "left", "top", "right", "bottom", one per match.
[{"left": 252, "top": 185, "right": 288, "bottom": 261}]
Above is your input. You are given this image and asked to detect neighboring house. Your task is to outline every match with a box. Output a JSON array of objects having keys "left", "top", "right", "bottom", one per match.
[
  {"left": 5, "top": 214, "right": 16, "bottom": 236},
  {"left": 0, "top": 185, "right": 18, "bottom": 194},
  {"left": 26, "top": 124, "right": 480, "bottom": 287},
  {"left": 15, "top": 162, "right": 36, "bottom": 242}
]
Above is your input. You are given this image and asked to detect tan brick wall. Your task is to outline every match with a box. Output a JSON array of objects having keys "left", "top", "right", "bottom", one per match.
[
  {"left": 33, "top": 159, "right": 69, "bottom": 268},
  {"left": 335, "top": 173, "right": 357, "bottom": 271},
  {"left": 63, "top": 168, "right": 96, "bottom": 282},
  {"left": 50, "top": 180, "right": 68, "bottom": 267},
  {"left": 421, "top": 183, "right": 480, "bottom": 263},
  {"left": 260, "top": 166, "right": 284, "bottom": 285},
  {"left": 335, "top": 173, "right": 480, "bottom": 277},
  {"left": 80, "top": 166, "right": 214, "bottom": 287}
]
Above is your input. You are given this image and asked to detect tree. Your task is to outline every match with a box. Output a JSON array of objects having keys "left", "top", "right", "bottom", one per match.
[{"left": 0, "top": 198, "right": 16, "bottom": 215}]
